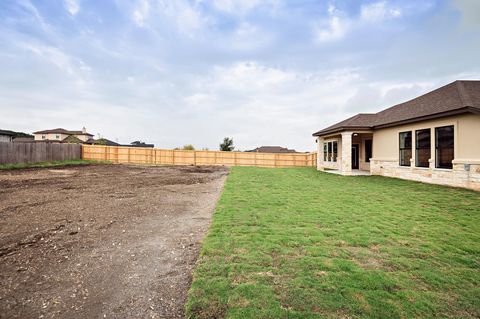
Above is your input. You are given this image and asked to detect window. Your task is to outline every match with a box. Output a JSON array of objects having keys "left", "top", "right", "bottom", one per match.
[
  {"left": 327, "top": 142, "right": 333, "bottom": 161},
  {"left": 435, "top": 126, "right": 454, "bottom": 169},
  {"left": 56, "top": 134, "right": 60, "bottom": 139},
  {"left": 365, "top": 139, "right": 372, "bottom": 163},
  {"left": 399, "top": 131, "right": 412, "bottom": 166},
  {"left": 323, "top": 143, "right": 327, "bottom": 161},
  {"left": 332, "top": 141, "right": 338, "bottom": 162},
  {"left": 42, "top": 135, "right": 45, "bottom": 140},
  {"left": 415, "top": 129, "right": 431, "bottom": 167}
]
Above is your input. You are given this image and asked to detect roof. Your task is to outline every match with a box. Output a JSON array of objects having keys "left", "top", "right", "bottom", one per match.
[
  {"left": 246, "top": 146, "right": 297, "bottom": 153},
  {"left": 62, "top": 135, "right": 84, "bottom": 143},
  {"left": 13, "top": 137, "right": 35, "bottom": 143},
  {"left": 313, "top": 80, "right": 480, "bottom": 137},
  {"left": 0, "top": 130, "right": 15, "bottom": 136},
  {"left": 33, "top": 128, "right": 94, "bottom": 136},
  {"left": 85, "top": 138, "right": 120, "bottom": 146}
]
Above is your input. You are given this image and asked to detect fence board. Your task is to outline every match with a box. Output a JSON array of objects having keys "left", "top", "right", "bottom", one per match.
[
  {"left": 82, "top": 145, "right": 317, "bottom": 168},
  {"left": 0, "top": 142, "right": 82, "bottom": 165}
]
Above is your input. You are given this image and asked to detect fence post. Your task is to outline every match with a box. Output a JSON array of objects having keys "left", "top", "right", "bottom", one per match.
[
  {"left": 173, "top": 150, "right": 176, "bottom": 165},
  {"left": 193, "top": 151, "right": 197, "bottom": 166}
]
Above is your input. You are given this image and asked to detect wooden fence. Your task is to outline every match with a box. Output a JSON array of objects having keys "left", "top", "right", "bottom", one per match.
[
  {"left": 0, "top": 142, "right": 82, "bottom": 165},
  {"left": 82, "top": 145, "right": 317, "bottom": 168}
]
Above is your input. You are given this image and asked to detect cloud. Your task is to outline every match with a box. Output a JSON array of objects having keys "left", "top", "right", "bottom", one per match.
[
  {"left": 360, "top": 1, "right": 401, "bottom": 23},
  {"left": 315, "top": 5, "right": 350, "bottom": 43},
  {"left": 132, "top": 0, "right": 150, "bottom": 27},
  {"left": 211, "top": 0, "right": 278, "bottom": 15},
  {"left": 64, "top": 0, "right": 80, "bottom": 16}
]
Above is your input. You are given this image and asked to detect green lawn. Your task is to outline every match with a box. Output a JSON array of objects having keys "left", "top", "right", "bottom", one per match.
[
  {"left": 186, "top": 167, "right": 480, "bottom": 319},
  {"left": 0, "top": 159, "right": 101, "bottom": 170}
]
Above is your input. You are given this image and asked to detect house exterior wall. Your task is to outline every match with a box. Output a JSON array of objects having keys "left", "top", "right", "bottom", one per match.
[
  {"left": 371, "top": 113, "right": 480, "bottom": 191},
  {"left": 34, "top": 133, "right": 69, "bottom": 141},
  {"left": 0, "top": 134, "right": 12, "bottom": 142},
  {"left": 34, "top": 133, "right": 92, "bottom": 142},
  {"left": 73, "top": 134, "right": 91, "bottom": 142}
]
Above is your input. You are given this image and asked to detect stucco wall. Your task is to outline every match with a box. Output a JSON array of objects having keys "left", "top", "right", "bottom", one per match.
[
  {"left": 371, "top": 113, "right": 480, "bottom": 191},
  {"left": 372, "top": 113, "right": 480, "bottom": 161}
]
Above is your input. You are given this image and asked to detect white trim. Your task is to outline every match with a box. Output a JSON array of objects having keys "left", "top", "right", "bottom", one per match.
[{"left": 452, "top": 159, "right": 480, "bottom": 164}]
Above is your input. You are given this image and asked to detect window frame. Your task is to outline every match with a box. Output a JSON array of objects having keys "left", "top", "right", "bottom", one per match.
[
  {"left": 364, "top": 139, "right": 372, "bottom": 163},
  {"left": 399, "top": 131, "right": 412, "bottom": 167},
  {"left": 323, "top": 143, "right": 327, "bottom": 161},
  {"left": 415, "top": 129, "right": 431, "bottom": 168},
  {"left": 332, "top": 141, "right": 338, "bottom": 162},
  {"left": 435, "top": 125, "right": 454, "bottom": 169}
]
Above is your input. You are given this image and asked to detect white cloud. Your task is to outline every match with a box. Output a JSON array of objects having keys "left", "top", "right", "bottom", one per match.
[
  {"left": 211, "top": 0, "right": 278, "bottom": 15},
  {"left": 360, "top": 1, "right": 402, "bottom": 23},
  {"left": 64, "top": 0, "right": 80, "bottom": 16},
  {"left": 315, "top": 5, "right": 350, "bottom": 43},
  {"left": 133, "top": 0, "right": 150, "bottom": 27}
]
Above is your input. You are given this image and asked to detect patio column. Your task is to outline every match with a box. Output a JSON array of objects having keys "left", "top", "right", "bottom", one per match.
[
  {"left": 341, "top": 132, "right": 353, "bottom": 175},
  {"left": 317, "top": 137, "right": 324, "bottom": 170}
]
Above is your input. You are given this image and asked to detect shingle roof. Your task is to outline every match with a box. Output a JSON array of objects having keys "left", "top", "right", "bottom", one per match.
[
  {"left": 313, "top": 80, "right": 480, "bottom": 137},
  {"left": 0, "top": 130, "right": 15, "bottom": 136},
  {"left": 33, "top": 128, "right": 94, "bottom": 136},
  {"left": 246, "top": 146, "right": 297, "bottom": 153}
]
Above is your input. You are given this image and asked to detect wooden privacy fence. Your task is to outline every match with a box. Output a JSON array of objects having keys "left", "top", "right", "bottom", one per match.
[
  {"left": 0, "top": 142, "right": 82, "bottom": 165},
  {"left": 82, "top": 145, "right": 317, "bottom": 168}
]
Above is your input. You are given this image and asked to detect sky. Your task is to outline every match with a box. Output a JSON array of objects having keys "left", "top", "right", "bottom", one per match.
[{"left": 0, "top": 0, "right": 479, "bottom": 151}]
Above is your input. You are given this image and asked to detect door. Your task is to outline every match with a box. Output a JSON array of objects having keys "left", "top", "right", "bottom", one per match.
[{"left": 351, "top": 144, "right": 359, "bottom": 169}]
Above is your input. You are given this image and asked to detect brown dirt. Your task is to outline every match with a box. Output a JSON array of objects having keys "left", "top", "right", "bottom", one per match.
[{"left": 0, "top": 164, "right": 229, "bottom": 319}]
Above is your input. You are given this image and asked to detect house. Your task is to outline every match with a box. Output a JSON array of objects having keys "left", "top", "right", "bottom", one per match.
[
  {"left": 84, "top": 138, "right": 120, "bottom": 146},
  {"left": 33, "top": 127, "right": 94, "bottom": 143},
  {"left": 0, "top": 130, "right": 14, "bottom": 142},
  {"left": 313, "top": 80, "right": 480, "bottom": 191},
  {"left": 13, "top": 137, "right": 35, "bottom": 143},
  {"left": 246, "top": 146, "right": 297, "bottom": 153}
]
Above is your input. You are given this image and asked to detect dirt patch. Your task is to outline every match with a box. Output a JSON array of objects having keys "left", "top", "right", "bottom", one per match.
[{"left": 0, "top": 164, "right": 228, "bottom": 318}]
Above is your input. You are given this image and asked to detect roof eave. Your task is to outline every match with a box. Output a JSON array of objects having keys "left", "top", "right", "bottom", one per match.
[
  {"left": 312, "top": 126, "right": 373, "bottom": 137},
  {"left": 373, "top": 106, "right": 479, "bottom": 129}
]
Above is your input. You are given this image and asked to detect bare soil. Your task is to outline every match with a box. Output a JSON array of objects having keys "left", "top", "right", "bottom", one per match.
[{"left": 0, "top": 164, "right": 228, "bottom": 318}]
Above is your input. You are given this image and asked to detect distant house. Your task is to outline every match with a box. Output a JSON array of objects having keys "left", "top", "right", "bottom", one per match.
[
  {"left": 84, "top": 138, "right": 120, "bottom": 146},
  {"left": 13, "top": 137, "right": 35, "bottom": 143},
  {"left": 33, "top": 127, "right": 94, "bottom": 143},
  {"left": 246, "top": 146, "right": 297, "bottom": 153},
  {"left": 0, "top": 130, "right": 14, "bottom": 143}
]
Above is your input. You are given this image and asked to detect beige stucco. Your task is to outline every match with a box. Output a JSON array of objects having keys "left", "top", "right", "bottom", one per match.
[
  {"left": 34, "top": 133, "right": 91, "bottom": 142},
  {"left": 372, "top": 113, "right": 480, "bottom": 162}
]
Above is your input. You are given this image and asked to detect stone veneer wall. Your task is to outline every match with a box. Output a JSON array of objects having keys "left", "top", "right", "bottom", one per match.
[{"left": 370, "top": 160, "right": 480, "bottom": 191}]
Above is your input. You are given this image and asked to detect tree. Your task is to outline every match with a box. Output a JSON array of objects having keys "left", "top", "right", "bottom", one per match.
[
  {"left": 219, "top": 137, "right": 234, "bottom": 151},
  {"left": 182, "top": 144, "right": 195, "bottom": 150}
]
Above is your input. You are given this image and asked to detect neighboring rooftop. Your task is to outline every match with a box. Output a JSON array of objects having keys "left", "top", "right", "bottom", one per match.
[
  {"left": 246, "top": 146, "right": 297, "bottom": 153},
  {"left": 33, "top": 127, "right": 94, "bottom": 136},
  {"left": 0, "top": 130, "right": 15, "bottom": 136},
  {"left": 313, "top": 80, "right": 480, "bottom": 137}
]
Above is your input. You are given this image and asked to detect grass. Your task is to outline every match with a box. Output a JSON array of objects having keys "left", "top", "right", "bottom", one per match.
[
  {"left": 0, "top": 159, "right": 103, "bottom": 170},
  {"left": 186, "top": 167, "right": 480, "bottom": 319}
]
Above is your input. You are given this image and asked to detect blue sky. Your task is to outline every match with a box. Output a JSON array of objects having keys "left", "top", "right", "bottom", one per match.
[{"left": 0, "top": 0, "right": 479, "bottom": 150}]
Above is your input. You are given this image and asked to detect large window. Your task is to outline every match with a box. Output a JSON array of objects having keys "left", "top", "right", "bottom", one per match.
[
  {"left": 323, "top": 141, "right": 338, "bottom": 162},
  {"left": 435, "top": 126, "right": 454, "bottom": 169},
  {"left": 327, "top": 142, "right": 332, "bottom": 161},
  {"left": 332, "top": 141, "right": 337, "bottom": 162},
  {"left": 365, "top": 139, "right": 372, "bottom": 163},
  {"left": 399, "top": 131, "right": 412, "bottom": 166},
  {"left": 415, "top": 129, "right": 431, "bottom": 167}
]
